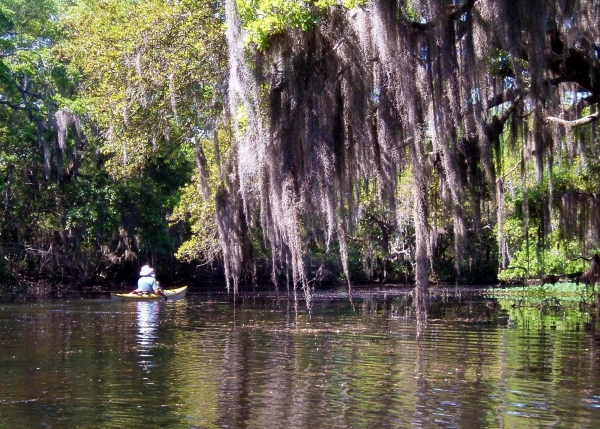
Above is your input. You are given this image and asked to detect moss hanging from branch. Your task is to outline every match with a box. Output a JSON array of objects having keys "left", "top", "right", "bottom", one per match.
[{"left": 222, "top": 0, "right": 600, "bottom": 324}]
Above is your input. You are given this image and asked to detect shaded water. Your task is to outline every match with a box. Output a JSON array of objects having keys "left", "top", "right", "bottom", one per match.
[{"left": 1, "top": 288, "right": 600, "bottom": 428}]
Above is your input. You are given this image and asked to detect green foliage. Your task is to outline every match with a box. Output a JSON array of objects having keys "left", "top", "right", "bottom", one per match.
[
  {"left": 65, "top": 172, "right": 120, "bottom": 240},
  {"left": 59, "top": 0, "right": 226, "bottom": 177},
  {"left": 399, "top": 1, "right": 424, "bottom": 23},
  {"left": 498, "top": 233, "right": 594, "bottom": 283},
  {"left": 497, "top": 150, "right": 600, "bottom": 283},
  {"left": 0, "top": 0, "right": 599, "bottom": 292},
  {"left": 237, "top": 0, "right": 317, "bottom": 49},
  {"left": 236, "top": 0, "right": 366, "bottom": 49},
  {"left": 488, "top": 47, "right": 528, "bottom": 78},
  {"left": 343, "top": 178, "right": 417, "bottom": 284},
  {"left": 171, "top": 128, "right": 232, "bottom": 266},
  {"left": 171, "top": 180, "right": 219, "bottom": 263},
  {"left": 490, "top": 282, "right": 595, "bottom": 301},
  {"left": 552, "top": 155, "right": 600, "bottom": 195},
  {"left": 0, "top": 0, "right": 76, "bottom": 278},
  {"left": 52, "top": 0, "right": 227, "bottom": 276},
  {"left": 0, "top": 0, "right": 67, "bottom": 102},
  {"left": 0, "top": 0, "right": 224, "bottom": 285}
]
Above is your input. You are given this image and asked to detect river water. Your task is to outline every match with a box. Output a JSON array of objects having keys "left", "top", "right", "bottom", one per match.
[{"left": 1, "top": 288, "right": 599, "bottom": 428}]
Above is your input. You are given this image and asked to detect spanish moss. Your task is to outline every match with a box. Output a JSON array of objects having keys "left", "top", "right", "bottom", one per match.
[{"left": 222, "top": 0, "right": 600, "bottom": 331}]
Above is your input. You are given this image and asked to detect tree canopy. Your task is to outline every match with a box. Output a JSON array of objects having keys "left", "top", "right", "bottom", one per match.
[
  {"left": 0, "top": 0, "right": 599, "bottom": 330},
  {"left": 222, "top": 0, "right": 600, "bottom": 327}
]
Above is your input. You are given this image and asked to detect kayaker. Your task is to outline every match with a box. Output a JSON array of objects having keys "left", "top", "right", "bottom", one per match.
[{"left": 132, "top": 265, "right": 168, "bottom": 300}]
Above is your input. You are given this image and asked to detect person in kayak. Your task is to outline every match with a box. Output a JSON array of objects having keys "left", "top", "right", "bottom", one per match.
[{"left": 132, "top": 265, "right": 168, "bottom": 300}]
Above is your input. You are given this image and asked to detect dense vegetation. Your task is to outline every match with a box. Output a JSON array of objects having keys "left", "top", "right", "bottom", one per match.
[
  {"left": 0, "top": 0, "right": 226, "bottom": 289},
  {"left": 1, "top": 0, "right": 599, "bottom": 320}
]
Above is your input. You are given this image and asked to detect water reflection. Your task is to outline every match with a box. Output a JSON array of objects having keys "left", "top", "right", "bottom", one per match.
[
  {"left": 1, "top": 290, "right": 600, "bottom": 428},
  {"left": 135, "top": 301, "right": 160, "bottom": 371}
]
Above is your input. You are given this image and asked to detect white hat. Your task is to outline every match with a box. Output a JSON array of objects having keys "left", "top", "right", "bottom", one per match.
[{"left": 140, "top": 265, "right": 155, "bottom": 276}]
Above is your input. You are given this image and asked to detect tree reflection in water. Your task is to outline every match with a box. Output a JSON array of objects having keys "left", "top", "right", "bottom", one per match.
[{"left": 135, "top": 301, "right": 161, "bottom": 371}]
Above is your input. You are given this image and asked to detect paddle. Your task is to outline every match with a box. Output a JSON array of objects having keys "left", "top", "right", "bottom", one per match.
[
  {"left": 155, "top": 279, "right": 168, "bottom": 300},
  {"left": 157, "top": 286, "right": 168, "bottom": 301}
]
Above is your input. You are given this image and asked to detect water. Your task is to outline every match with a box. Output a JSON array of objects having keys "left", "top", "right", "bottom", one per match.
[{"left": 1, "top": 288, "right": 599, "bottom": 428}]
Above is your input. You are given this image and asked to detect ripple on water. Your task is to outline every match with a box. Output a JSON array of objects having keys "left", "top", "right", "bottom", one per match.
[{"left": 1, "top": 294, "right": 600, "bottom": 428}]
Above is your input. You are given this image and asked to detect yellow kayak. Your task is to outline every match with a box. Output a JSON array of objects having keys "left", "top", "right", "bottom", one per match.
[{"left": 111, "top": 286, "right": 188, "bottom": 301}]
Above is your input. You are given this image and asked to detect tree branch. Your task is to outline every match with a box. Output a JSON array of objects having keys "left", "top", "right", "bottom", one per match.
[
  {"left": 18, "top": 87, "right": 44, "bottom": 100},
  {"left": 0, "top": 99, "right": 41, "bottom": 112},
  {"left": 486, "top": 88, "right": 522, "bottom": 110},
  {"left": 545, "top": 111, "right": 600, "bottom": 128},
  {"left": 497, "top": 158, "right": 522, "bottom": 183},
  {"left": 448, "top": 0, "right": 477, "bottom": 20},
  {"left": 568, "top": 255, "right": 593, "bottom": 262},
  {"left": 404, "top": 0, "right": 478, "bottom": 31}
]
